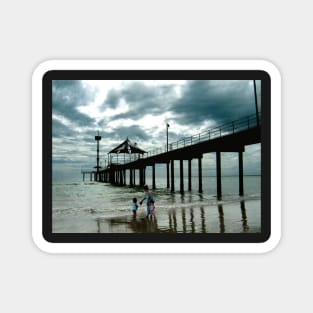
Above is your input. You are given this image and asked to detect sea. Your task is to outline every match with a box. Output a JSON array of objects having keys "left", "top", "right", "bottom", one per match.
[{"left": 52, "top": 169, "right": 261, "bottom": 234}]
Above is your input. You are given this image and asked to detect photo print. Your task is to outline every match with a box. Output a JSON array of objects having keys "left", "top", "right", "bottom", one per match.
[{"left": 32, "top": 60, "right": 281, "bottom": 253}]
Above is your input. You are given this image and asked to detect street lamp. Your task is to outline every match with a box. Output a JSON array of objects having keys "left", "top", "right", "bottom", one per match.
[
  {"left": 166, "top": 122, "right": 170, "bottom": 188},
  {"left": 253, "top": 80, "right": 260, "bottom": 127},
  {"left": 166, "top": 123, "right": 170, "bottom": 151}
]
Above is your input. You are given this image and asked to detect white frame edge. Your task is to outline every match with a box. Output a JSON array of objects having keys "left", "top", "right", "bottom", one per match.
[{"left": 32, "top": 59, "right": 281, "bottom": 254}]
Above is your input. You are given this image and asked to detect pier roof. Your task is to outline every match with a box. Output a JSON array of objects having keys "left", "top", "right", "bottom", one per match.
[{"left": 109, "top": 138, "right": 146, "bottom": 154}]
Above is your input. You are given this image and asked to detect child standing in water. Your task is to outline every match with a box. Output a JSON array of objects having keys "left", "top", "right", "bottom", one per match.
[
  {"left": 131, "top": 197, "right": 138, "bottom": 219},
  {"left": 148, "top": 198, "right": 156, "bottom": 220}
]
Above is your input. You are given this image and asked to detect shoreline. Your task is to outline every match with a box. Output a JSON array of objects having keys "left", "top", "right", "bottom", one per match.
[{"left": 53, "top": 197, "right": 261, "bottom": 234}]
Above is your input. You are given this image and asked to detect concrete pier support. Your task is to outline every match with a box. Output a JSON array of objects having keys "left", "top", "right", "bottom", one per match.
[
  {"left": 180, "top": 159, "right": 184, "bottom": 193},
  {"left": 198, "top": 156, "right": 203, "bottom": 193},
  {"left": 171, "top": 160, "right": 175, "bottom": 192},
  {"left": 139, "top": 168, "right": 143, "bottom": 186},
  {"left": 188, "top": 159, "right": 192, "bottom": 191},
  {"left": 129, "top": 168, "right": 133, "bottom": 186},
  {"left": 139, "top": 167, "right": 146, "bottom": 186},
  {"left": 111, "top": 170, "right": 115, "bottom": 184},
  {"left": 239, "top": 151, "right": 244, "bottom": 196},
  {"left": 123, "top": 169, "right": 126, "bottom": 185},
  {"left": 216, "top": 151, "right": 222, "bottom": 200}
]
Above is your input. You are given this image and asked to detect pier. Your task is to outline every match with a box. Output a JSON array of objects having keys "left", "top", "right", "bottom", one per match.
[{"left": 82, "top": 114, "right": 261, "bottom": 199}]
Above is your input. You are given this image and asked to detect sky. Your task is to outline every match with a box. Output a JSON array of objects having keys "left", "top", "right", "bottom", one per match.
[{"left": 52, "top": 79, "right": 261, "bottom": 178}]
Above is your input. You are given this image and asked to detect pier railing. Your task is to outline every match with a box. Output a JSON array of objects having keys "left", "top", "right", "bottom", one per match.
[
  {"left": 145, "top": 113, "right": 261, "bottom": 158},
  {"left": 107, "top": 113, "right": 261, "bottom": 165}
]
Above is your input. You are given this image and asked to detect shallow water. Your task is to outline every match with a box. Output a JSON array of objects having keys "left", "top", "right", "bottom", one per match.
[{"left": 52, "top": 176, "right": 261, "bottom": 233}]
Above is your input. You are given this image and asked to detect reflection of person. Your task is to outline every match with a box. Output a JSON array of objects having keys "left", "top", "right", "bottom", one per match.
[
  {"left": 139, "top": 185, "right": 154, "bottom": 218},
  {"left": 131, "top": 197, "right": 138, "bottom": 218}
]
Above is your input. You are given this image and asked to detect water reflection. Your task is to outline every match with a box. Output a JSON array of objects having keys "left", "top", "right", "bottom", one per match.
[
  {"left": 240, "top": 200, "right": 249, "bottom": 232},
  {"left": 182, "top": 208, "right": 187, "bottom": 233},
  {"left": 190, "top": 208, "right": 195, "bottom": 233},
  {"left": 97, "top": 215, "right": 159, "bottom": 233},
  {"left": 96, "top": 198, "right": 254, "bottom": 233},
  {"left": 200, "top": 206, "right": 206, "bottom": 233},
  {"left": 218, "top": 204, "right": 225, "bottom": 233},
  {"left": 97, "top": 218, "right": 101, "bottom": 233},
  {"left": 168, "top": 209, "right": 177, "bottom": 233}
]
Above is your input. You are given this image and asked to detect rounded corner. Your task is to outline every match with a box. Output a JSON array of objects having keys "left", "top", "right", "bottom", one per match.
[
  {"left": 257, "top": 231, "right": 282, "bottom": 254},
  {"left": 32, "top": 59, "right": 59, "bottom": 82},
  {"left": 31, "top": 231, "right": 54, "bottom": 254},
  {"left": 256, "top": 59, "right": 282, "bottom": 82}
]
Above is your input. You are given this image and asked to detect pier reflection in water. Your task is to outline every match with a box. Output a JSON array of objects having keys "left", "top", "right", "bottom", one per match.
[{"left": 96, "top": 198, "right": 258, "bottom": 234}]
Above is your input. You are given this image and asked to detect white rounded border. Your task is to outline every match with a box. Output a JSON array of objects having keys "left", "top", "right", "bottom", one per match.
[{"left": 32, "top": 59, "right": 281, "bottom": 254}]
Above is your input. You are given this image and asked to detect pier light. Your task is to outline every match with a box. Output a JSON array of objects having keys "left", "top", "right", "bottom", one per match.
[
  {"left": 253, "top": 80, "right": 260, "bottom": 127},
  {"left": 94, "top": 131, "right": 102, "bottom": 179},
  {"left": 166, "top": 122, "right": 170, "bottom": 152},
  {"left": 166, "top": 122, "right": 170, "bottom": 188}
]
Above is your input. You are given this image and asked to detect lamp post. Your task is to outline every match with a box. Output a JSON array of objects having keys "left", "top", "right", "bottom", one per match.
[
  {"left": 166, "top": 123, "right": 170, "bottom": 151},
  {"left": 166, "top": 123, "right": 170, "bottom": 188},
  {"left": 253, "top": 80, "right": 260, "bottom": 127},
  {"left": 94, "top": 130, "right": 102, "bottom": 181}
]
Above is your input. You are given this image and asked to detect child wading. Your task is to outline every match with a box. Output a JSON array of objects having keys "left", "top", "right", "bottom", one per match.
[
  {"left": 148, "top": 198, "right": 156, "bottom": 220},
  {"left": 131, "top": 197, "right": 138, "bottom": 219},
  {"left": 139, "top": 185, "right": 155, "bottom": 219}
]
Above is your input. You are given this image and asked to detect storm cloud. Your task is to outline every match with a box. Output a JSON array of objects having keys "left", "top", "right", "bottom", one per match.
[
  {"left": 100, "top": 81, "right": 177, "bottom": 121},
  {"left": 52, "top": 80, "right": 96, "bottom": 127},
  {"left": 171, "top": 80, "right": 258, "bottom": 126},
  {"left": 52, "top": 79, "right": 261, "bottom": 172}
]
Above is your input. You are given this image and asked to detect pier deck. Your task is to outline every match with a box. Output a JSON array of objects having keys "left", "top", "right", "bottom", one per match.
[{"left": 83, "top": 114, "right": 261, "bottom": 199}]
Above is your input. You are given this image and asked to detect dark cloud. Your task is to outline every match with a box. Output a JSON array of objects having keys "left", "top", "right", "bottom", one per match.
[
  {"left": 104, "top": 88, "right": 121, "bottom": 109},
  {"left": 100, "top": 80, "right": 260, "bottom": 130},
  {"left": 100, "top": 82, "right": 177, "bottom": 121},
  {"left": 110, "top": 125, "right": 149, "bottom": 142},
  {"left": 171, "top": 80, "right": 259, "bottom": 126},
  {"left": 52, "top": 80, "right": 96, "bottom": 127},
  {"left": 52, "top": 119, "right": 73, "bottom": 138}
]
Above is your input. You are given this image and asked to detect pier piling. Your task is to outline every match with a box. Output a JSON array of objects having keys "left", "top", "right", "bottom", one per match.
[
  {"left": 171, "top": 160, "right": 175, "bottom": 192},
  {"left": 129, "top": 168, "right": 133, "bottom": 186},
  {"left": 188, "top": 159, "right": 192, "bottom": 191},
  {"left": 180, "top": 160, "right": 184, "bottom": 193}
]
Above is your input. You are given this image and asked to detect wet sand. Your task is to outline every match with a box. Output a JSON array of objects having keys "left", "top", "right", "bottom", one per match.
[{"left": 94, "top": 198, "right": 261, "bottom": 234}]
